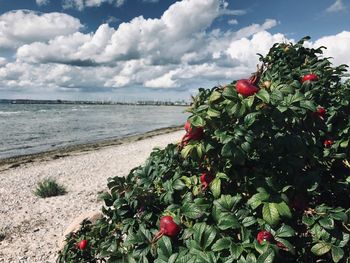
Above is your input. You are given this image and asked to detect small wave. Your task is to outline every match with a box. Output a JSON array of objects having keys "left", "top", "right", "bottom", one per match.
[{"left": 0, "top": 111, "right": 22, "bottom": 116}]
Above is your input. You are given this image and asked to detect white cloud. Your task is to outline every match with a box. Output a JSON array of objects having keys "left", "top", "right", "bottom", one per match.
[
  {"left": 228, "top": 19, "right": 238, "bottom": 25},
  {"left": 2, "top": 0, "right": 349, "bottom": 100},
  {"left": 311, "top": 31, "right": 350, "bottom": 66},
  {"left": 0, "top": 57, "right": 7, "bottom": 67},
  {"left": 0, "top": 10, "right": 82, "bottom": 50},
  {"left": 326, "top": 0, "right": 346, "bottom": 12},
  {"left": 63, "top": 0, "right": 126, "bottom": 10},
  {"left": 36, "top": 0, "right": 50, "bottom": 6}
]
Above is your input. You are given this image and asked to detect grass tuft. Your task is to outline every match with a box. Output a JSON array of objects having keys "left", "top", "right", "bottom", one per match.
[{"left": 34, "top": 178, "right": 67, "bottom": 198}]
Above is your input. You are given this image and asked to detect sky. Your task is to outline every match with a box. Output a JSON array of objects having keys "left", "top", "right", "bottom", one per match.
[{"left": 0, "top": 0, "right": 349, "bottom": 102}]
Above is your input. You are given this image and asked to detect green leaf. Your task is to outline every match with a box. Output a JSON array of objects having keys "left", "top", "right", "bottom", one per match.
[
  {"left": 211, "top": 237, "right": 232, "bottom": 251},
  {"left": 246, "top": 253, "right": 257, "bottom": 263},
  {"left": 257, "top": 248, "right": 275, "bottom": 263},
  {"left": 248, "top": 192, "right": 270, "bottom": 210},
  {"left": 209, "top": 91, "right": 221, "bottom": 102},
  {"left": 157, "top": 236, "right": 173, "bottom": 258},
  {"left": 256, "top": 89, "right": 270, "bottom": 103},
  {"left": 300, "top": 100, "right": 316, "bottom": 111},
  {"left": 182, "top": 202, "right": 203, "bottom": 219},
  {"left": 276, "top": 202, "right": 292, "bottom": 218},
  {"left": 210, "top": 178, "right": 221, "bottom": 199},
  {"left": 242, "top": 216, "right": 257, "bottom": 227},
  {"left": 275, "top": 224, "right": 295, "bottom": 237},
  {"left": 262, "top": 203, "right": 280, "bottom": 226},
  {"left": 319, "top": 217, "right": 335, "bottom": 229},
  {"left": 230, "top": 243, "right": 244, "bottom": 260},
  {"left": 207, "top": 107, "right": 221, "bottom": 117},
  {"left": 189, "top": 115, "right": 205, "bottom": 127},
  {"left": 221, "top": 141, "right": 235, "bottom": 157},
  {"left": 218, "top": 212, "right": 240, "bottom": 230},
  {"left": 311, "top": 242, "right": 332, "bottom": 256},
  {"left": 244, "top": 113, "right": 259, "bottom": 127},
  {"left": 222, "top": 85, "right": 237, "bottom": 100},
  {"left": 331, "top": 246, "right": 344, "bottom": 263},
  {"left": 181, "top": 144, "right": 195, "bottom": 159}
]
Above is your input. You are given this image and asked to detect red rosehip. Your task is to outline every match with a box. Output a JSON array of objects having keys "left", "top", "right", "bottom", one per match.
[
  {"left": 236, "top": 79, "right": 259, "bottom": 97},
  {"left": 324, "top": 140, "right": 333, "bottom": 148},
  {"left": 200, "top": 172, "right": 214, "bottom": 189},
  {"left": 257, "top": 230, "right": 274, "bottom": 244},
  {"left": 301, "top": 74, "right": 319, "bottom": 83},
  {"left": 184, "top": 121, "right": 192, "bottom": 133},
  {"left": 315, "top": 107, "right": 326, "bottom": 119},
  {"left": 159, "top": 216, "right": 181, "bottom": 238},
  {"left": 77, "top": 239, "right": 88, "bottom": 250}
]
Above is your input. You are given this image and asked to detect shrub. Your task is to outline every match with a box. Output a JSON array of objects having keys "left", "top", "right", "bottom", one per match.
[
  {"left": 34, "top": 178, "right": 66, "bottom": 198},
  {"left": 58, "top": 37, "right": 350, "bottom": 262}
]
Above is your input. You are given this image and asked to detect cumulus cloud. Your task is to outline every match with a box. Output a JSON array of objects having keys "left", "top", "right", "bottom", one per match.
[
  {"left": 1, "top": 0, "right": 349, "bottom": 100},
  {"left": 311, "top": 31, "right": 350, "bottom": 66},
  {"left": 326, "top": 0, "right": 346, "bottom": 12},
  {"left": 0, "top": 10, "right": 82, "bottom": 50}
]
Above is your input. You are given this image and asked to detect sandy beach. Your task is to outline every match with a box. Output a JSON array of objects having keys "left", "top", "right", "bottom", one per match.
[{"left": 0, "top": 129, "right": 184, "bottom": 263}]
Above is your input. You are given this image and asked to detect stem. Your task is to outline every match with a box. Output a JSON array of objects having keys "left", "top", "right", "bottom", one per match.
[
  {"left": 151, "top": 231, "right": 164, "bottom": 243},
  {"left": 248, "top": 64, "right": 264, "bottom": 85}
]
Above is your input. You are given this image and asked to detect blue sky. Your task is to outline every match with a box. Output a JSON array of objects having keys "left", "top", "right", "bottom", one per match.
[{"left": 0, "top": 0, "right": 349, "bottom": 101}]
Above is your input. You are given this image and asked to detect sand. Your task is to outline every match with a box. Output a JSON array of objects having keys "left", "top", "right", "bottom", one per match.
[{"left": 0, "top": 129, "right": 184, "bottom": 263}]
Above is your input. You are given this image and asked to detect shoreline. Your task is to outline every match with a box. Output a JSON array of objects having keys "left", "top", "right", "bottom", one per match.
[
  {"left": 0, "top": 129, "right": 184, "bottom": 262},
  {"left": 0, "top": 125, "right": 182, "bottom": 172}
]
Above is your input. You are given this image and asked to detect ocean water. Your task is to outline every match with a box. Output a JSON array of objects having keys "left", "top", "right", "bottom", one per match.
[{"left": 0, "top": 104, "right": 188, "bottom": 159}]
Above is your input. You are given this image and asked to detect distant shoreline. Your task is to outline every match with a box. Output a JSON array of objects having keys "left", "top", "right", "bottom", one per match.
[
  {"left": 0, "top": 125, "right": 183, "bottom": 171},
  {"left": 0, "top": 99, "right": 190, "bottom": 106}
]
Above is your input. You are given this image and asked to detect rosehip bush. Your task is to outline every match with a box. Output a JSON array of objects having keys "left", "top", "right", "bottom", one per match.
[{"left": 58, "top": 37, "right": 350, "bottom": 262}]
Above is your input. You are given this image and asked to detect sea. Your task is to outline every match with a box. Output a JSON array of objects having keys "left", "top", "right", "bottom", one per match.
[{"left": 0, "top": 104, "right": 188, "bottom": 159}]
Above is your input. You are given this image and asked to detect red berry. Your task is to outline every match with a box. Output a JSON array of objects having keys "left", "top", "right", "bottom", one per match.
[
  {"left": 200, "top": 172, "right": 214, "bottom": 188},
  {"left": 324, "top": 140, "right": 333, "bottom": 148},
  {"left": 236, "top": 79, "right": 259, "bottom": 97},
  {"left": 184, "top": 121, "right": 192, "bottom": 133},
  {"left": 77, "top": 239, "right": 88, "bottom": 250},
  {"left": 315, "top": 107, "right": 326, "bottom": 119},
  {"left": 159, "top": 216, "right": 181, "bottom": 238},
  {"left": 301, "top": 74, "right": 319, "bottom": 83},
  {"left": 257, "top": 231, "right": 274, "bottom": 244}
]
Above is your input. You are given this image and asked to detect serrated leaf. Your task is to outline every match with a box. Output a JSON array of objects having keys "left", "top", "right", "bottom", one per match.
[
  {"left": 207, "top": 107, "right": 221, "bottom": 117},
  {"left": 189, "top": 115, "right": 205, "bottom": 127},
  {"left": 256, "top": 89, "right": 270, "bottom": 103},
  {"left": 248, "top": 192, "right": 270, "bottom": 210},
  {"left": 275, "top": 224, "right": 295, "bottom": 238},
  {"left": 181, "top": 144, "right": 195, "bottom": 159},
  {"left": 182, "top": 202, "right": 203, "bottom": 219},
  {"left": 222, "top": 86, "right": 237, "bottom": 100},
  {"left": 209, "top": 91, "right": 221, "bottom": 102},
  {"left": 319, "top": 217, "right": 335, "bottom": 229},
  {"left": 210, "top": 178, "right": 221, "bottom": 199},
  {"left": 257, "top": 248, "right": 275, "bottom": 263},
  {"left": 218, "top": 212, "right": 240, "bottom": 230},
  {"left": 311, "top": 242, "right": 331, "bottom": 256},
  {"left": 331, "top": 246, "right": 344, "bottom": 263},
  {"left": 212, "top": 237, "right": 232, "bottom": 251},
  {"left": 242, "top": 216, "right": 257, "bottom": 227},
  {"left": 300, "top": 100, "right": 316, "bottom": 111},
  {"left": 262, "top": 203, "right": 280, "bottom": 226},
  {"left": 276, "top": 202, "right": 292, "bottom": 218}
]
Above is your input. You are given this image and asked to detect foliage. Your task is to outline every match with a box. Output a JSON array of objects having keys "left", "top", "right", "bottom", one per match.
[
  {"left": 58, "top": 37, "right": 350, "bottom": 262},
  {"left": 34, "top": 178, "right": 67, "bottom": 198}
]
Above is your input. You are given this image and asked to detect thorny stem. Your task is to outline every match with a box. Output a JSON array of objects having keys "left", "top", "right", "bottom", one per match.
[
  {"left": 249, "top": 64, "right": 264, "bottom": 85},
  {"left": 151, "top": 231, "right": 164, "bottom": 243}
]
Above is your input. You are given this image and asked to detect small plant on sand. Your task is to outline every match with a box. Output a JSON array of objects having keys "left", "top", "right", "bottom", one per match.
[
  {"left": 34, "top": 178, "right": 66, "bottom": 198},
  {"left": 0, "top": 228, "right": 7, "bottom": 242},
  {"left": 58, "top": 37, "right": 350, "bottom": 262}
]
